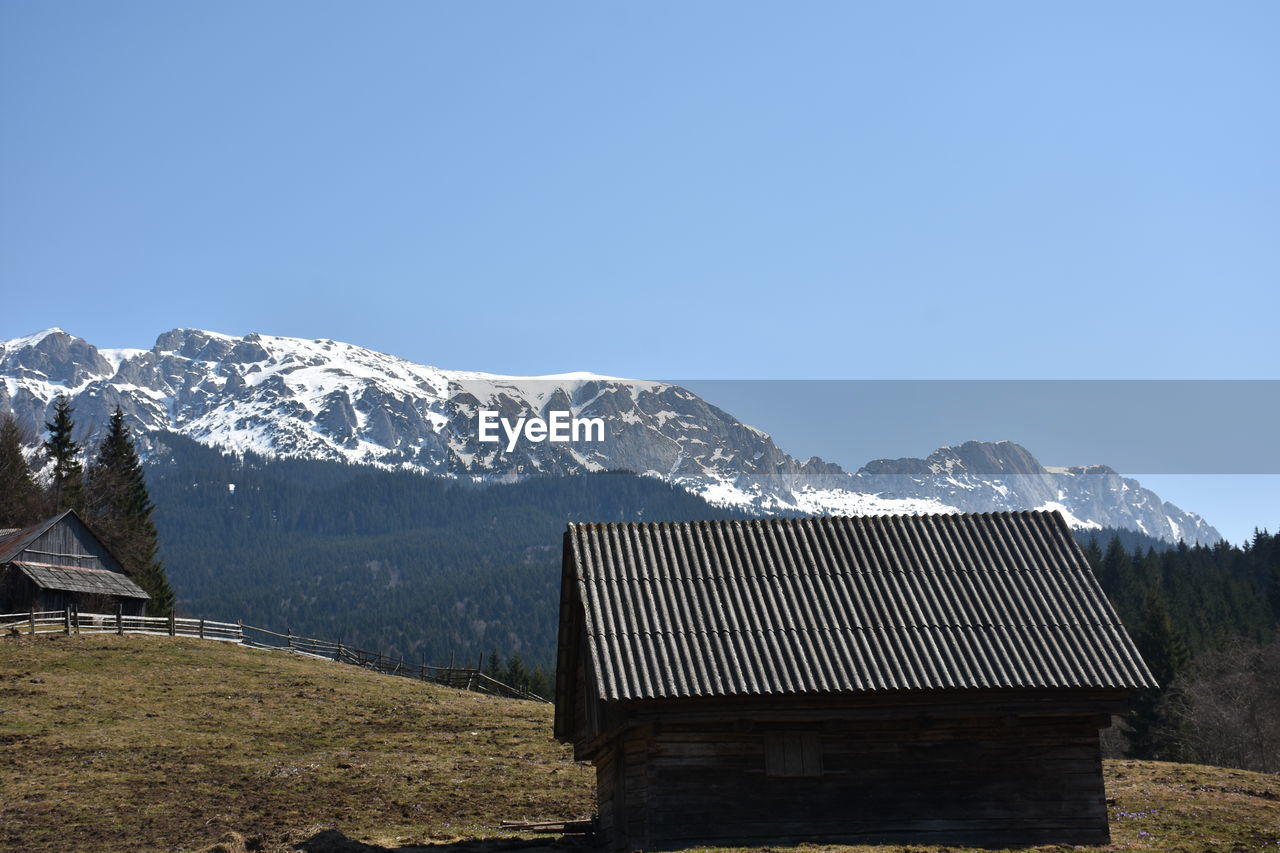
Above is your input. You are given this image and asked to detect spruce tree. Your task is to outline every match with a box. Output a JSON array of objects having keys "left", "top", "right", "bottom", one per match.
[
  {"left": 1080, "top": 535, "right": 1102, "bottom": 572},
  {"left": 1098, "top": 535, "right": 1135, "bottom": 612},
  {"left": 1135, "top": 593, "right": 1191, "bottom": 687},
  {"left": 0, "top": 413, "right": 45, "bottom": 527},
  {"left": 42, "top": 395, "right": 84, "bottom": 512},
  {"left": 85, "top": 407, "right": 175, "bottom": 616},
  {"left": 484, "top": 650, "right": 503, "bottom": 679},
  {"left": 1127, "top": 592, "right": 1191, "bottom": 758},
  {"left": 504, "top": 651, "right": 529, "bottom": 691}
]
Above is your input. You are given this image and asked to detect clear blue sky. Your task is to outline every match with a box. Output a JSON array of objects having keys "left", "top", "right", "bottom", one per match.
[{"left": 2, "top": 3, "right": 1276, "bottom": 539}]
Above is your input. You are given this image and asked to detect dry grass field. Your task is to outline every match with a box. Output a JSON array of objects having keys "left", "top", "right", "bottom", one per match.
[{"left": 1, "top": 634, "right": 1276, "bottom": 853}]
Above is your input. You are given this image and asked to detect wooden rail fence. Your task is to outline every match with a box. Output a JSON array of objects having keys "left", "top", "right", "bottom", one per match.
[
  {"left": 239, "top": 623, "right": 547, "bottom": 703},
  {"left": 0, "top": 607, "right": 241, "bottom": 641},
  {"left": 0, "top": 606, "right": 545, "bottom": 703}
]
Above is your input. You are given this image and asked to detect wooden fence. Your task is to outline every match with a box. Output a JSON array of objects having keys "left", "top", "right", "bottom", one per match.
[
  {"left": 239, "top": 623, "right": 547, "bottom": 703},
  {"left": 0, "top": 606, "right": 545, "bottom": 703},
  {"left": 0, "top": 607, "right": 242, "bottom": 641}
]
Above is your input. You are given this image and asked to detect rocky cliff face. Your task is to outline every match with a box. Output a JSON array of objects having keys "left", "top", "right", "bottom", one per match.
[
  {"left": 1, "top": 328, "right": 1221, "bottom": 543},
  {"left": 852, "top": 442, "right": 1221, "bottom": 544}
]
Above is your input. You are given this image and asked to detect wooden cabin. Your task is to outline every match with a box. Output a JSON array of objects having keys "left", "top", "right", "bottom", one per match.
[
  {"left": 0, "top": 509, "right": 149, "bottom": 616},
  {"left": 554, "top": 511, "right": 1154, "bottom": 849}
]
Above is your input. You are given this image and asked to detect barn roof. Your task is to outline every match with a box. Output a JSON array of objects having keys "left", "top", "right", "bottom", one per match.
[
  {"left": 13, "top": 561, "right": 150, "bottom": 600},
  {"left": 560, "top": 511, "right": 1155, "bottom": 706}
]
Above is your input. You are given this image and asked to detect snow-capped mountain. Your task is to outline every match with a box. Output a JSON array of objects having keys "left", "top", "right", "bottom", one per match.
[{"left": 1, "top": 328, "right": 1220, "bottom": 543}]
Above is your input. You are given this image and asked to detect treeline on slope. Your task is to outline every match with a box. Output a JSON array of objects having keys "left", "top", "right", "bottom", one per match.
[
  {"left": 0, "top": 400, "right": 174, "bottom": 615},
  {"left": 1078, "top": 529, "right": 1280, "bottom": 772},
  {"left": 147, "top": 432, "right": 750, "bottom": 696}
]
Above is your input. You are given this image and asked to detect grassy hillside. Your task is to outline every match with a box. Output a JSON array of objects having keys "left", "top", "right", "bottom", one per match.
[
  {"left": 2, "top": 634, "right": 1278, "bottom": 853},
  {"left": 0, "top": 634, "right": 593, "bottom": 852}
]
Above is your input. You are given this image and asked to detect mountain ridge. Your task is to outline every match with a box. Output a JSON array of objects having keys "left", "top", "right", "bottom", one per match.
[{"left": 0, "top": 327, "right": 1220, "bottom": 543}]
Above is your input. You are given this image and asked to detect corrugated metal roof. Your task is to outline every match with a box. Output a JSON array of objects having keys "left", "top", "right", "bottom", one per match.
[
  {"left": 13, "top": 561, "right": 150, "bottom": 599},
  {"left": 565, "top": 511, "right": 1155, "bottom": 701}
]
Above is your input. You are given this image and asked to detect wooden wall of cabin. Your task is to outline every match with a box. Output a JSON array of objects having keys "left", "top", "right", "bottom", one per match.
[
  {"left": 18, "top": 517, "right": 123, "bottom": 574},
  {"left": 0, "top": 566, "right": 34, "bottom": 613},
  {"left": 595, "top": 726, "right": 653, "bottom": 850},
  {"left": 596, "top": 714, "right": 1111, "bottom": 850}
]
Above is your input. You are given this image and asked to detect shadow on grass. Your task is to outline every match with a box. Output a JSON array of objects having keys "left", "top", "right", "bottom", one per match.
[
  {"left": 292, "top": 829, "right": 590, "bottom": 853},
  {"left": 200, "top": 826, "right": 594, "bottom": 853}
]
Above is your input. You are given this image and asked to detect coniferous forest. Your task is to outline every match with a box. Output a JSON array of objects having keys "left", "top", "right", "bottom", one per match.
[
  {"left": 1078, "top": 528, "right": 1280, "bottom": 770},
  {"left": 145, "top": 432, "right": 751, "bottom": 693}
]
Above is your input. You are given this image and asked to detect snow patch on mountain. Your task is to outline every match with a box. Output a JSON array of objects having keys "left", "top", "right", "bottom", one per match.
[{"left": 1035, "top": 501, "right": 1103, "bottom": 531}]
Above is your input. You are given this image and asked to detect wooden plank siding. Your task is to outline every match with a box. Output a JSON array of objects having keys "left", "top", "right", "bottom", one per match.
[
  {"left": 597, "top": 714, "right": 1110, "bottom": 849},
  {"left": 10, "top": 512, "right": 125, "bottom": 575}
]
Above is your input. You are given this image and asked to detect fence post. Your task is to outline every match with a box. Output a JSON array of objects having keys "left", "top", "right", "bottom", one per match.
[
  {"left": 287, "top": 628, "right": 293, "bottom": 650},
  {"left": 168, "top": 612, "right": 175, "bottom": 637},
  {"left": 199, "top": 618, "right": 205, "bottom": 639},
  {"left": 29, "top": 604, "right": 35, "bottom": 635},
  {"left": 64, "top": 607, "right": 71, "bottom": 635},
  {"left": 116, "top": 603, "right": 123, "bottom": 636},
  {"left": 236, "top": 619, "right": 243, "bottom": 644}
]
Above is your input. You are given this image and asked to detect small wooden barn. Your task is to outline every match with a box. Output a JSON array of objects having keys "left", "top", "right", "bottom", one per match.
[
  {"left": 0, "top": 509, "right": 149, "bottom": 616},
  {"left": 554, "top": 511, "right": 1154, "bottom": 849}
]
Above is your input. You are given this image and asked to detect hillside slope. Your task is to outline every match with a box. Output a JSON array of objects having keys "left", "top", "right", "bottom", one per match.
[
  {"left": 2, "top": 635, "right": 1277, "bottom": 853},
  {"left": 0, "top": 634, "right": 593, "bottom": 852}
]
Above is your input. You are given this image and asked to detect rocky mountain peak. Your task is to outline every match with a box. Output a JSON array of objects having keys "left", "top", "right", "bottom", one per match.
[{"left": 0, "top": 328, "right": 113, "bottom": 388}]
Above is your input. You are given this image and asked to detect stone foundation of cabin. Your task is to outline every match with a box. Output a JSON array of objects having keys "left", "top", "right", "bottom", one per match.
[{"left": 594, "top": 714, "right": 1110, "bottom": 849}]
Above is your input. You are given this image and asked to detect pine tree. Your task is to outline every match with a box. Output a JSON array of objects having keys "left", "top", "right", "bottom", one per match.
[
  {"left": 0, "top": 413, "right": 45, "bottom": 526},
  {"left": 42, "top": 395, "right": 84, "bottom": 512},
  {"left": 504, "top": 651, "right": 529, "bottom": 691},
  {"left": 85, "top": 407, "right": 175, "bottom": 616},
  {"left": 1098, "top": 535, "right": 1136, "bottom": 613},
  {"left": 1080, "top": 535, "right": 1102, "bottom": 572},
  {"left": 1135, "top": 593, "right": 1191, "bottom": 687},
  {"left": 1127, "top": 592, "right": 1191, "bottom": 758},
  {"left": 484, "top": 650, "right": 503, "bottom": 679}
]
